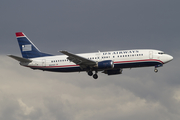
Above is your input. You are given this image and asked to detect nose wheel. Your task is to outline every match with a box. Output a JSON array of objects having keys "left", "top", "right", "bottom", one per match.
[
  {"left": 154, "top": 68, "right": 158, "bottom": 73},
  {"left": 154, "top": 64, "right": 163, "bottom": 73}
]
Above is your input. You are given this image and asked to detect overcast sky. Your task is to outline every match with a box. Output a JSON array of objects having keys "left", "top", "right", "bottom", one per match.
[{"left": 1, "top": 0, "right": 180, "bottom": 120}]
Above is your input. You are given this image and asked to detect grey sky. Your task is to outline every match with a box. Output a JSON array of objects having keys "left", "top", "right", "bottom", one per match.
[{"left": 1, "top": 0, "right": 180, "bottom": 120}]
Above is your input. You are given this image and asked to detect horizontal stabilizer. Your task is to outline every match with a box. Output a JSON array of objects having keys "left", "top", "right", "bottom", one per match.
[{"left": 8, "top": 55, "right": 32, "bottom": 62}]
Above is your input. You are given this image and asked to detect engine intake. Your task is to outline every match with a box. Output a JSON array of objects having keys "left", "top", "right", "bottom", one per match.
[{"left": 98, "top": 60, "right": 114, "bottom": 69}]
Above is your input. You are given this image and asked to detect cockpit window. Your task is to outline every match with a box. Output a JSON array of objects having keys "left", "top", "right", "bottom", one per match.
[{"left": 158, "top": 52, "right": 164, "bottom": 55}]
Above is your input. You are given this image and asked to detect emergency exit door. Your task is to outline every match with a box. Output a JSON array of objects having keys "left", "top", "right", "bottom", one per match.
[{"left": 42, "top": 59, "right": 46, "bottom": 67}]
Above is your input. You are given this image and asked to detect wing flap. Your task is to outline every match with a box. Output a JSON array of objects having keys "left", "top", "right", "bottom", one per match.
[{"left": 8, "top": 55, "right": 32, "bottom": 63}]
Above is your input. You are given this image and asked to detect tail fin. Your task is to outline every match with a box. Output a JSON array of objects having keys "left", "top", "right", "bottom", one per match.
[{"left": 16, "top": 32, "right": 52, "bottom": 59}]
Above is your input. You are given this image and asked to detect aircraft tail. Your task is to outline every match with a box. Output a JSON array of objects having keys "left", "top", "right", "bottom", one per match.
[{"left": 16, "top": 32, "right": 53, "bottom": 59}]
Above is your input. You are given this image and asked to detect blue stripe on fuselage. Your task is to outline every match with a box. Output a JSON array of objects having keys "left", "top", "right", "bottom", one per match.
[{"left": 29, "top": 61, "right": 162, "bottom": 72}]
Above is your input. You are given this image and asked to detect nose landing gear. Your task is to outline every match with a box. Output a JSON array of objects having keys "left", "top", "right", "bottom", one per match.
[
  {"left": 154, "top": 68, "right": 158, "bottom": 73},
  {"left": 154, "top": 64, "right": 163, "bottom": 73}
]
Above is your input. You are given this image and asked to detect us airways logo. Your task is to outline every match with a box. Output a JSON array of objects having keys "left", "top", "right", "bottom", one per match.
[
  {"left": 103, "top": 50, "right": 139, "bottom": 55},
  {"left": 22, "top": 44, "right": 32, "bottom": 51}
]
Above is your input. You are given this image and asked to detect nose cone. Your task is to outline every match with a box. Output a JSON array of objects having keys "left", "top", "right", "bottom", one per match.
[
  {"left": 169, "top": 55, "right": 173, "bottom": 61},
  {"left": 164, "top": 54, "right": 173, "bottom": 63}
]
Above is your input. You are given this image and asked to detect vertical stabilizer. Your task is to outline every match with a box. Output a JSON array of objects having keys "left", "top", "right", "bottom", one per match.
[{"left": 16, "top": 32, "right": 52, "bottom": 59}]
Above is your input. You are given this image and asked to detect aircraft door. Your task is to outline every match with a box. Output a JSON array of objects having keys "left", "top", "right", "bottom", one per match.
[
  {"left": 42, "top": 59, "right": 46, "bottom": 67},
  {"left": 98, "top": 51, "right": 101, "bottom": 61},
  {"left": 96, "top": 51, "right": 101, "bottom": 61},
  {"left": 149, "top": 51, "right": 153, "bottom": 59}
]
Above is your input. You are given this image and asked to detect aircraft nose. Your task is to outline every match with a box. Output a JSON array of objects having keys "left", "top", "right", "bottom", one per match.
[
  {"left": 168, "top": 55, "right": 173, "bottom": 61},
  {"left": 161, "top": 54, "right": 173, "bottom": 64},
  {"left": 166, "top": 54, "right": 173, "bottom": 63}
]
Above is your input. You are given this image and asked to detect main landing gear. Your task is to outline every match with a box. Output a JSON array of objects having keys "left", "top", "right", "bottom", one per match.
[
  {"left": 87, "top": 71, "right": 98, "bottom": 79},
  {"left": 88, "top": 71, "right": 93, "bottom": 76},
  {"left": 93, "top": 74, "right": 98, "bottom": 79}
]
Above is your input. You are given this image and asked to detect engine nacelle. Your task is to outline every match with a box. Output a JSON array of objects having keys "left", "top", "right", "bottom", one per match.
[
  {"left": 103, "top": 69, "right": 123, "bottom": 75},
  {"left": 98, "top": 60, "right": 114, "bottom": 69}
]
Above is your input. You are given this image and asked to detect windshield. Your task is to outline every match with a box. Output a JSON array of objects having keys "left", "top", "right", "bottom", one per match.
[{"left": 158, "top": 52, "right": 164, "bottom": 55}]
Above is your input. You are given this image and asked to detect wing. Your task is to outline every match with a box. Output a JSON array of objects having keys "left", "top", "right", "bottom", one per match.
[{"left": 59, "top": 51, "right": 96, "bottom": 67}]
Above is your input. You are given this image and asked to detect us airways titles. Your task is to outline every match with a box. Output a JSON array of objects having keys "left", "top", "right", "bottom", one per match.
[{"left": 102, "top": 50, "right": 139, "bottom": 55}]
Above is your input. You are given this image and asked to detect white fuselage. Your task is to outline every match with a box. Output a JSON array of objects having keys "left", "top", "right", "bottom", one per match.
[{"left": 22, "top": 49, "right": 173, "bottom": 73}]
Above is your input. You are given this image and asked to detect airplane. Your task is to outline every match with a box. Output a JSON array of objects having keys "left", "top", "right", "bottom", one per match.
[{"left": 8, "top": 32, "right": 173, "bottom": 79}]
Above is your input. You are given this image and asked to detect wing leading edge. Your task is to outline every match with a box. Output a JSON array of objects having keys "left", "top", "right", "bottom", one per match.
[{"left": 59, "top": 51, "right": 96, "bottom": 67}]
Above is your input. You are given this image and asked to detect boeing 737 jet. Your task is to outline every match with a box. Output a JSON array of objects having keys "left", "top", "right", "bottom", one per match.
[{"left": 8, "top": 32, "right": 173, "bottom": 79}]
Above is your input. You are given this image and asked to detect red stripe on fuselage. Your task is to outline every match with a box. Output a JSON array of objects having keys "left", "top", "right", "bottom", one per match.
[
  {"left": 114, "top": 59, "right": 164, "bottom": 64},
  {"left": 27, "top": 64, "right": 79, "bottom": 69}
]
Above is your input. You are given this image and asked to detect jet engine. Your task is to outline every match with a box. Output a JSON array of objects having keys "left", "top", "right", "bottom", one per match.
[{"left": 98, "top": 60, "right": 114, "bottom": 69}]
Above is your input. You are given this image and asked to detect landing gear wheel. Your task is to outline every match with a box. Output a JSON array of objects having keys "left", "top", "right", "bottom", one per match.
[
  {"left": 93, "top": 74, "right": 98, "bottom": 79},
  {"left": 154, "top": 68, "right": 158, "bottom": 73},
  {"left": 88, "top": 71, "right": 93, "bottom": 76}
]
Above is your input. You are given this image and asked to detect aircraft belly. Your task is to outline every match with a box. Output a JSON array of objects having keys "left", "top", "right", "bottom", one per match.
[
  {"left": 38, "top": 66, "right": 82, "bottom": 72},
  {"left": 114, "top": 61, "right": 161, "bottom": 68}
]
